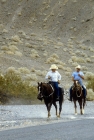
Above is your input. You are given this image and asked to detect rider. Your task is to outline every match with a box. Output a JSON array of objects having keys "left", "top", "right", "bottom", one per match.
[
  {"left": 69, "top": 65, "right": 87, "bottom": 101},
  {"left": 45, "top": 64, "right": 61, "bottom": 100}
]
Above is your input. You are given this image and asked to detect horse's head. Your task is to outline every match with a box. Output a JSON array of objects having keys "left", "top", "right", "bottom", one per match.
[
  {"left": 38, "top": 82, "right": 43, "bottom": 94},
  {"left": 72, "top": 80, "right": 81, "bottom": 91},
  {"left": 74, "top": 80, "right": 79, "bottom": 86},
  {"left": 72, "top": 80, "right": 82, "bottom": 98},
  {"left": 37, "top": 82, "right": 44, "bottom": 100},
  {"left": 37, "top": 82, "right": 48, "bottom": 97},
  {"left": 37, "top": 82, "right": 54, "bottom": 99}
]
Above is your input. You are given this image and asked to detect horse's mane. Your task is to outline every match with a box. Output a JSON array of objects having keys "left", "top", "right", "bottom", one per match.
[
  {"left": 42, "top": 82, "right": 54, "bottom": 93},
  {"left": 73, "top": 80, "right": 81, "bottom": 89},
  {"left": 72, "top": 80, "right": 83, "bottom": 98}
]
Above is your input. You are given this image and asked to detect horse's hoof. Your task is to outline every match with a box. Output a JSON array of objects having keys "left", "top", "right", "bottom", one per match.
[
  {"left": 57, "top": 114, "right": 60, "bottom": 118},
  {"left": 47, "top": 114, "right": 51, "bottom": 118},
  {"left": 80, "top": 109, "right": 84, "bottom": 115},
  {"left": 75, "top": 113, "right": 77, "bottom": 115},
  {"left": 83, "top": 110, "right": 84, "bottom": 114},
  {"left": 82, "top": 110, "right": 84, "bottom": 114},
  {"left": 81, "top": 112, "right": 84, "bottom": 115}
]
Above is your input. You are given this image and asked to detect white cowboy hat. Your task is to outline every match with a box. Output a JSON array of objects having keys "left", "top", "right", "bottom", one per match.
[
  {"left": 75, "top": 65, "right": 81, "bottom": 69},
  {"left": 50, "top": 64, "right": 58, "bottom": 70}
]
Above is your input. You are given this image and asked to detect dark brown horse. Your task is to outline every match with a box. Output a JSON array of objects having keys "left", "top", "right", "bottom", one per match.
[
  {"left": 72, "top": 80, "right": 86, "bottom": 115},
  {"left": 37, "top": 82, "right": 64, "bottom": 118}
]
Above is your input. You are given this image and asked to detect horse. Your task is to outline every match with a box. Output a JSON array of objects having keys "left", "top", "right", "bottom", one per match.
[
  {"left": 37, "top": 82, "right": 64, "bottom": 118},
  {"left": 71, "top": 80, "right": 86, "bottom": 115}
]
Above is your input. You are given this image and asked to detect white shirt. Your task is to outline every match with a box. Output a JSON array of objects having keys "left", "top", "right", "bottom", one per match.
[{"left": 45, "top": 70, "right": 61, "bottom": 82}]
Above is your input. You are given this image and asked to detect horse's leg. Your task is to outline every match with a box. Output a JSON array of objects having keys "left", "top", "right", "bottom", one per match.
[
  {"left": 45, "top": 102, "right": 51, "bottom": 118},
  {"left": 82, "top": 98, "right": 86, "bottom": 114},
  {"left": 45, "top": 103, "right": 49, "bottom": 117},
  {"left": 58, "top": 101, "right": 62, "bottom": 118},
  {"left": 47, "top": 102, "right": 53, "bottom": 118},
  {"left": 82, "top": 98, "right": 85, "bottom": 114},
  {"left": 59, "top": 93, "right": 64, "bottom": 118},
  {"left": 53, "top": 102, "right": 58, "bottom": 117},
  {"left": 78, "top": 100, "right": 83, "bottom": 115},
  {"left": 74, "top": 100, "right": 77, "bottom": 115},
  {"left": 83, "top": 89, "right": 87, "bottom": 114},
  {"left": 82, "top": 101, "right": 84, "bottom": 114},
  {"left": 58, "top": 88, "right": 64, "bottom": 117}
]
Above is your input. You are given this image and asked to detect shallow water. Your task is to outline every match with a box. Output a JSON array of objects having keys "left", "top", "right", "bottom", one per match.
[{"left": 0, "top": 101, "right": 94, "bottom": 131}]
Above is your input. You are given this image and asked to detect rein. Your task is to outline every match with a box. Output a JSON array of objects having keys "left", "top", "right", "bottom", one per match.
[
  {"left": 73, "top": 84, "right": 82, "bottom": 98},
  {"left": 43, "top": 84, "right": 54, "bottom": 98},
  {"left": 76, "top": 89, "right": 82, "bottom": 97}
]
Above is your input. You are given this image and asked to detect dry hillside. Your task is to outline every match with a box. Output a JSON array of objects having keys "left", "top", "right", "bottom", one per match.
[{"left": 0, "top": 0, "right": 94, "bottom": 89}]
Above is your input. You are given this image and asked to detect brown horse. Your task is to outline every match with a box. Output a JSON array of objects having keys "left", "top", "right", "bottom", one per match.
[
  {"left": 72, "top": 80, "right": 86, "bottom": 115},
  {"left": 37, "top": 82, "right": 64, "bottom": 118}
]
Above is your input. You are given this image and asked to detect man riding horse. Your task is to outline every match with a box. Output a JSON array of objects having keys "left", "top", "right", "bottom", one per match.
[
  {"left": 69, "top": 65, "right": 87, "bottom": 101},
  {"left": 45, "top": 64, "right": 61, "bottom": 100}
]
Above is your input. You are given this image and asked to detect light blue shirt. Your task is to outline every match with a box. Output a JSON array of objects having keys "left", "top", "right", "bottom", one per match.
[{"left": 72, "top": 71, "right": 84, "bottom": 86}]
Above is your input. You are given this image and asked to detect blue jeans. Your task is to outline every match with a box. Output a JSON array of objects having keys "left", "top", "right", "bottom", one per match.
[
  {"left": 69, "top": 87, "right": 72, "bottom": 101},
  {"left": 49, "top": 81, "right": 59, "bottom": 97},
  {"left": 82, "top": 86, "right": 87, "bottom": 97}
]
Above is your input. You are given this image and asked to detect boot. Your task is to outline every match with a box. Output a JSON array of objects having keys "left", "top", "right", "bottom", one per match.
[
  {"left": 68, "top": 95, "right": 72, "bottom": 101},
  {"left": 56, "top": 96, "right": 59, "bottom": 100}
]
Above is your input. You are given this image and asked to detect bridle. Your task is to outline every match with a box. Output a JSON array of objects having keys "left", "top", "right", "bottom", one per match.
[
  {"left": 38, "top": 85, "right": 43, "bottom": 97},
  {"left": 38, "top": 83, "right": 54, "bottom": 98},
  {"left": 72, "top": 81, "right": 82, "bottom": 98}
]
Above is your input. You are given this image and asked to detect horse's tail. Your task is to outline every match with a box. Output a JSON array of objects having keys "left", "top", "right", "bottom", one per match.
[
  {"left": 59, "top": 87, "right": 64, "bottom": 103},
  {"left": 83, "top": 88, "right": 87, "bottom": 106}
]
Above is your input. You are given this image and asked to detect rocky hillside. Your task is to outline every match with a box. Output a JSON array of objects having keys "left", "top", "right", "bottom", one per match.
[{"left": 0, "top": 0, "right": 94, "bottom": 88}]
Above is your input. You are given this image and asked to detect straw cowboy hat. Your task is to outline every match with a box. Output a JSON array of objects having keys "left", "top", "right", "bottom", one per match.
[
  {"left": 75, "top": 65, "right": 81, "bottom": 69},
  {"left": 50, "top": 64, "right": 58, "bottom": 70}
]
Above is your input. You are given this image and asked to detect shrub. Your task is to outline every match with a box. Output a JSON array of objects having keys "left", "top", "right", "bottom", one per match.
[
  {"left": 1, "top": 45, "right": 9, "bottom": 51},
  {"left": 9, "top": 45, "right": 18, "bottom": 52},
  {"left": 81, "top": 66, "right": 88, "bottom": 71},
  {"left": 18, "top": 67, "right": 30, "bottom": 74},
  {"left": 1, "top": 0, "right": 7, "bottom": 3},
  {"left": 65, "top": 72, "right": 70, "bottom": 76},
  {"left": 86, "top": 58, "right": 92, "bottom": 63},
  {"left": 86, "top": 77, "right": 94, "bottom": 91},
  {"left": 86, "top": 75, "right": 94, "bottom": 101},
  {"left": 30, "top": 49, "right": 40, "bottom": 58},
  {"left": 0, "top": 71, "right": 38, "bottom": 102},
  {"left": 71, "top": 56, "right": 85, "bottom": 63},
  {"left": 87, "top": 89, "right": 94, "bottom": 101},
  {"left": 46, "top": 57, "right": 57, "bottom": 63},
  {"left": 79, "top": 45, "right": 87, "bottom": 50},
  {"left": 57, "top": 64, "right": 63, "bottom": 69},
  {"left": 6, "top": 67, "right": 20, "bottom": 75},
  {"left": 14, "top": 51, "right": 22, "bottom": 57},
  {"left": 51, "top": 53, "right": 59, "bottom": 59},
  {"left": 24, "top": 74, "right": 38, "bottom": 81},
  {"left": 11, "top": 35, "right": 21, "bottom": 43},
  {"left": 6, "top": 51, "right": 14, "bottom": 55},
  {"left": 85, "top": 72, "right": 94, "bottom": 80}
]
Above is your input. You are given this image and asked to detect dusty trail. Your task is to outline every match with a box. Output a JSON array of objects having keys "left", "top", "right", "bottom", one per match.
[{"left": 0, "top": 101, "right": 94, "bottom": 131}]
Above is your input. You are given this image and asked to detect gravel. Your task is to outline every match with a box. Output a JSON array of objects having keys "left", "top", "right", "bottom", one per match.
[{"left": 0, "top": 100, "right": 94, "bottom": 131}]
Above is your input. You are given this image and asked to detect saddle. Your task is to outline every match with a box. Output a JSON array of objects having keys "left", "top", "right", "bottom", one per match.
[{"left": 48, "top": 81, "right": 63, "bottom": 96}]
